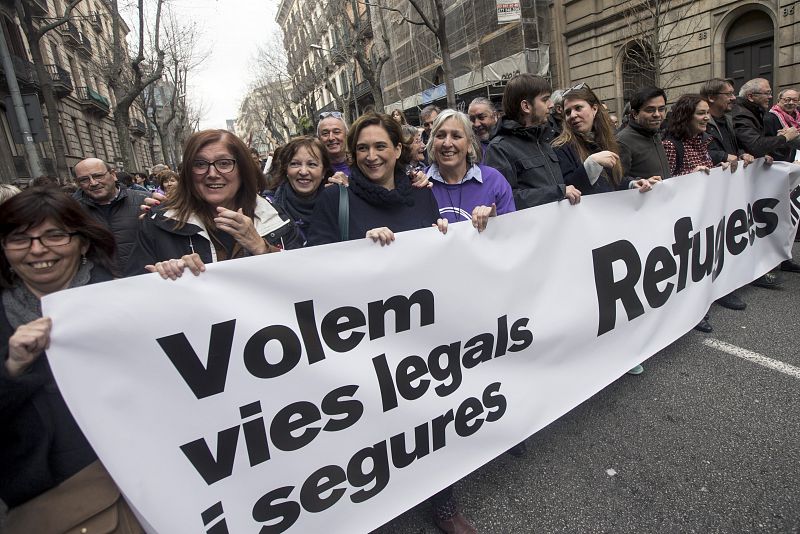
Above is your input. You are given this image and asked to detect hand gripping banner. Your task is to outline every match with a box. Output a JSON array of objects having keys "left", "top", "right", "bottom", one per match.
[{"left": 43, "top": 161, "right": 800, "bottom": 533}]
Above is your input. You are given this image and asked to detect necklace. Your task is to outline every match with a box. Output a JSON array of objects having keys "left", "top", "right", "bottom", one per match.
[{"left": 443, "top": 175, "right": 465, "bottom": 221}]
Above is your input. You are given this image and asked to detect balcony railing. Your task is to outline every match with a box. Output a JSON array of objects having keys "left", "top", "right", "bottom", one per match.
[
  {"left": 76, "top": 86, "right": 110, "bottom": 116},
  {"left": 28, "top": 0, "right": 48, "bottom": 16},
  {"left": 129, "top": 118, "right": 146, "bottom": 136},
  {"left": 45, "top": 64, "right": 73, "bottom": 96},
  {"left": 77, "top": 33, "right": 93, "bottom": 57},
  {"left": 90, "top": 11, "right": 103, "bottom": 31},
  {"left": 3, "top": 55, "right": 39, "bottom": 88},
  {"left": 355, "top": 80, "right": 370, "bottom": 97},
  {"left": 59, "top": 21, "right": 81, "bottom": 47}
]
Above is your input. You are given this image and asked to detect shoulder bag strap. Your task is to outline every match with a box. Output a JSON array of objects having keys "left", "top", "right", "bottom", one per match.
[{"left": 337, "top": 184, "right": 349, "bottom": 242}]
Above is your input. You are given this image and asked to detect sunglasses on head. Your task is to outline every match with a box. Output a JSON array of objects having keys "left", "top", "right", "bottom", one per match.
[
  {"left": 563, "top": 83, "right": 591, "bottom": 98},
  {"left": 319, "top": 111, "right": 344, "bottom": 120}
]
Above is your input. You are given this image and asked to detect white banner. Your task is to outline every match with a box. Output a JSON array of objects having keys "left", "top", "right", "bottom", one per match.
[
  {"left": 43, "top": 162, "right": 800, "bottom": 534},
  {"left": 496, "top": 0, "right": 521, "bottom": 24}
]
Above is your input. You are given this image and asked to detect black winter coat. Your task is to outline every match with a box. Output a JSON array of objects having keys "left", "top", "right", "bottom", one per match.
[
  {"left": 616, "top": 122, "right": 671, "bottom": 181},
  {"left": 553, "top": 142, "right": 616, "bottom": 195},
  {"left": 73, "top": 187, "right": 148, "bottom": 274},
  {"left": 125, "top": 196, "right": 304, "bottom": 276},
  {"left": 731, "top": 98, "right": 790, "bottom": 158},
  {"left": 307, "top": 167, "right": 440, "bottom": 246},
  {"left": 706, "top": 114, "right": 742, "bottom": 165},
  {"left": 483, "top": 119, "right": 566, "bottom": 210},
  {"left": 0, "top": 267, "right": 113, "bottom": 508}
]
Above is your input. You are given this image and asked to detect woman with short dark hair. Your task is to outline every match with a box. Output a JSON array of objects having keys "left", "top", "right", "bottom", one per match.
[
  {"left": 0, "top": 187, "right": 143, "bottom": 532},
  {"left": 267, "top": 136, "right": 335, "bottom": 244},
  {"left": 126, "top": 129, "right": 303, "bottom": 278},
  {"left": 308, "top": 112, "right": 446, "bottom": 247}
]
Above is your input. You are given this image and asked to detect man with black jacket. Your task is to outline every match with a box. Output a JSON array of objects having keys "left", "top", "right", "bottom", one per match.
[
  {"left": 697, "top": 79, "right": 758, "bottom": 307},
  {"left": 616, "top": 86, "right": 671, "bottom": 182},
  {"left": 73, "top": 158, "right": 149, "bottom": 274},
  {"left": 700, "top": 78, "right": 755, "bottom": 167},
  {"left": 484, "top": 74, "right": 580, "bottom": 210},
  {"left": 732, "top": 78, "right": 800, "bottom": 275}
]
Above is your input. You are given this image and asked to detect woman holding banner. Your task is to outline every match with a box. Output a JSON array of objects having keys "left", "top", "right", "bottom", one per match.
[
  {"left": 126, "top": 129, "right": 304, "bottom": 278},
  {"left": 307, "top": 112, "right": 448, "bottom": 247},
  {"left": 306, "top": 114, "right": 473, "bottom": 533},
  {"left": 425, "top": 109, "right": 515, "bottom": 230},
  {"left": 662, "top": 94, "right": 738, "bottom": 334},
  {"left": 0, "top": 187, "right": 144, "bottom": 532},
  {"left": 552, "top": 84, "right": 660, "bottom": 376},
  {"left": 552, "top": 83, "right": 658, "bottom": 194}
]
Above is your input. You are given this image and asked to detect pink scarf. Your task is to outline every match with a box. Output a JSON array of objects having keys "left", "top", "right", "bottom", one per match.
[{"left": 769, "top": 104, "right": 800, "bottom": 129}]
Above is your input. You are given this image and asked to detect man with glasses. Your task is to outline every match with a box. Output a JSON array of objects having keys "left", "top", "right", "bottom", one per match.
[
  {"left": 764, "top": 87, "right": 800, "bottom": 271},
  {"left": 731, "top": 78, "right": 799, "bottom": 158},
  {"left": 73, "top": 157, "right": 148, "bottom": 272},
  {"left": 317, "top": 111, "right": 351, "bottom": 176},
  {"left": 695, "top": 79, "right": 758, "bottom": 309},
  {"left": 700, "top": 78, "right": 755, "bottom": 168},
  {"left": 732, "top": 79, "right": 799, "bottom": 281},
  {"left": 616, "top": 86, "right": 671, "bottom": 183},
  {"left": 420, "top": 105, "right": 440, "bottom": 144},
  {"left": 764, "top": 88, "right": 800, "bottom": 163}
]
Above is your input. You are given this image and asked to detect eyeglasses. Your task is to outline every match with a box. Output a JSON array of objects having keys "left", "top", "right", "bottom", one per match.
[
  {"left": 781, "top": 97, "right": 799, "bottom": 103},
  {"left": 752, "top": 91, "right": 773, "bottom": 96},
  {"left": 76, "top": 170, "right": 110, "bottom": 186},
  {"left": 319, "top": 111, "right": 343, "bottom": 120},
  {"left": 713, "top": 91, "right": 735, "bottom": 97},
  {"left": 563, "top": 82, "right": 591, "bottom": 97},
  {"left": 191, "top": 159, "right": 237, "bottom": 174},
  {"left": 2, "top": 231, "right": 79, "bottom": 251}
]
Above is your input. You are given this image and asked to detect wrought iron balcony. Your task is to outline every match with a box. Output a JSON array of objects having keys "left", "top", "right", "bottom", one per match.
[
  {"left": 45, "top": 64, "right": 73, "bottom": 96},
  {"left": 28, "top": 0, "right": 48, "bottom": 16},
  {"left": 77, "top": 33, "right": 93, "bottom": 57},
  {"left": 59, "top": 21, "right": 82, "bottom": 47},
  {"left": 129, "top": 118, "right": 147, "bottom": 136},
  {"left": 76, "top": 86, "right": 110, "bottom": 116},
  {"left": 90, "top": 11, "right": 103, "bottom": 31},
  {"left": 355, "top": 80, "right": 370, "bottom": 97},
  {"left": 1, "top": 55, "right": 39, "bottom": 89}
]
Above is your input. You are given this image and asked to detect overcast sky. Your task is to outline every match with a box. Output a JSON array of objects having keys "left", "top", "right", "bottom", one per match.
[{"left": 169, "top": 0, "right": 281, "bottom": 130}]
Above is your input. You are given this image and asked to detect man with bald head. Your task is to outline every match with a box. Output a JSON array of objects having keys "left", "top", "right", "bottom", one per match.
[
  {"left": 764, "top": 88, "right": 800, "bottom": 162},
  {"left": 73, "top": 157, "right": 149, "bottom": 273},
  {"left": 732, "top": 78, "right": 799, "bottom": 158}
]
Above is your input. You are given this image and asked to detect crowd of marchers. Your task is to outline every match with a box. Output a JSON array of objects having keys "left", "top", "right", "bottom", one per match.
[{"left": 1, "top": 74, "right": 798, "bottom": 534}]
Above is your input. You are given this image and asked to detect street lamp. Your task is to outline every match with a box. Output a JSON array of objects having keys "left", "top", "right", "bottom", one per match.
[{"left": 309, "top": 43, "right": 359, "bottom": 116}]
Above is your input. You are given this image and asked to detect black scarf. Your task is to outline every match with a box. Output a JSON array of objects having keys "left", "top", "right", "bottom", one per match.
[
  {"left": 272, "top": 183, "right": 317, "bottom": 231},
  {"left": 348, "top": 166, "right": 415, "bottom": 207},
  {"left": 3, "top": 260, "right": 94, "bottom": 330}
]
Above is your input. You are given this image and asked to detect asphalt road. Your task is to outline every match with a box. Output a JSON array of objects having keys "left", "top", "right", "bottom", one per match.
[{"left": 374, "top": 243, "right": 800, "bottom": 534}]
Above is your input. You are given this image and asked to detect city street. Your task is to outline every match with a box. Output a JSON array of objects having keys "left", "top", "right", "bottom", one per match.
[{"left": 375, "top": 244, "right": 800, "bottom": 534}]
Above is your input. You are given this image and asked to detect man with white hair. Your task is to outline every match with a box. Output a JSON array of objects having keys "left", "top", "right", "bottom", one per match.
[
  {"left": 731, "top": 78, "right": 799, "bottom": 158},
  {"left": 317, "top": 111, "right": 350, "bottom": 176},
  {"left": 732, "top": 78, "right": 800, "bottom": 277}
]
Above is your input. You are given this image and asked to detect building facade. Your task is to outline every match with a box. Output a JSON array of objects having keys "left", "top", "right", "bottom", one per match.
[
  {"left": 375, "top": 0, "right": 551, "bottom": 124},
  {"left": 0, "top": 0, "right": 153, "bottom": 183},
  {"left": 549, "top": 0, "right": 800, "bottom": 114},
  {"left": 276, "top": 0, "right": 377, "bottom": 125}
]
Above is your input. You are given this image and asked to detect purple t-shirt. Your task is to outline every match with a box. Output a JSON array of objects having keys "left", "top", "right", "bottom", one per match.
[
  {"left": 429, "top": 163, "right": 515, "bottom": 223},
  {"left": 331, "top": 160, "right": 351, "bottom": 177}
]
